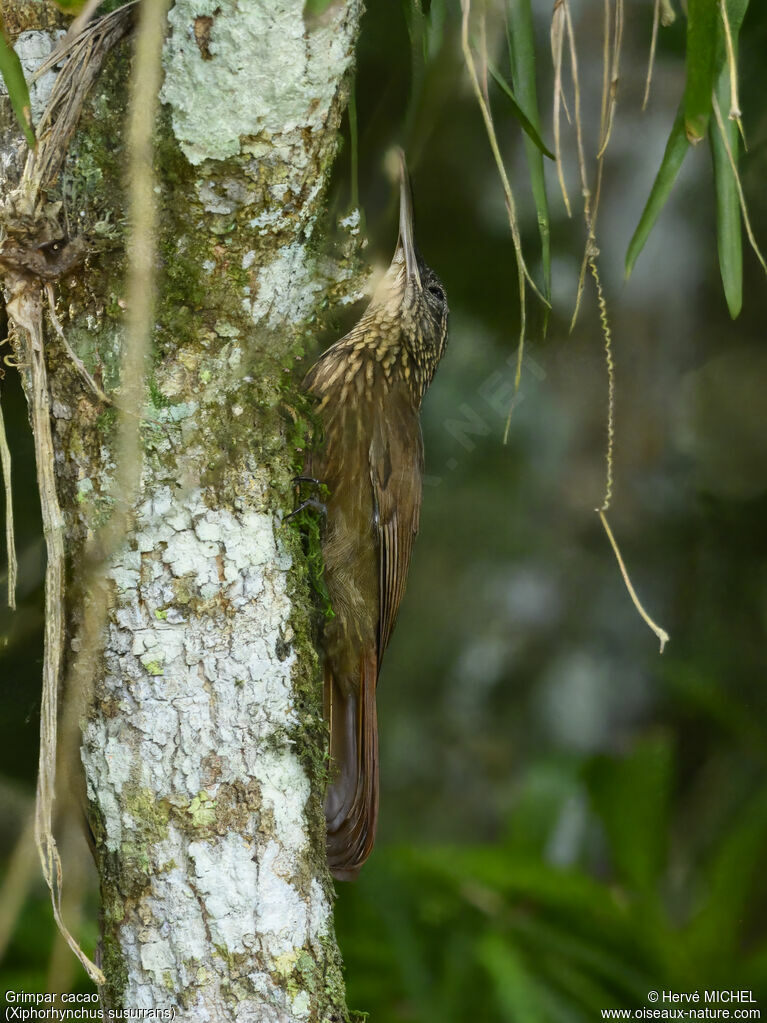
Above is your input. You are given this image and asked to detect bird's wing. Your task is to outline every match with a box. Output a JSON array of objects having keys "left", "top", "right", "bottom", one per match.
[{"left": 369, "top": 385, "right": 423, "bottom": 664}]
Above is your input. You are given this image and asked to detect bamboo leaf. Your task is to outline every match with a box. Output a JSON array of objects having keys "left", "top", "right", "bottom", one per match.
[
  {"left": 708, "top": 0, "right": 750, "bottom": 317},
  {"left": 720, "top": 0, "right": 750, "bottom": 47},
  {"left": 506, "top": 0, "right": 551, "bottom": 307},
  {"left": 625, "top": 107, "right": 689, "bottom": 279},
  {"left": 486, "top": 61, "right": 555, "bottom": 161},
  {"left": 0, "top": 19, "right": 35, "bottom": 147},
  {"left": 710, "top": 66, "right": 742, "bottom": 318},
  {"left": 683, "top": 0, "right": 718, "bottom": 143},
  {"left": 628, "top": 0, "right": 750, "bottom": 279}
]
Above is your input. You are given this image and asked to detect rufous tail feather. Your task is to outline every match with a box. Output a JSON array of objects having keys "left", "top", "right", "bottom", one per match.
[{"left": 324, "top": 651, "right": 379, "bottom": 880}]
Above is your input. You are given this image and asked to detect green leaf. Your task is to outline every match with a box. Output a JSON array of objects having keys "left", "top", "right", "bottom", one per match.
[
  {"left": 710, "top": 68, "right": 742, "bottom": 318},
  {"left": 682, "top": 0, "right": 749, "bottom": 143},
  {"left": 707, "top": 0, "right": 750, "bottom": 318},
  {"left": 0, "top": 20, "right": 35, "bottom": 147},
  {"left": 683, "top": 0, "right": 718, "bottom": 143},
  {"left": 509, "top": 911, "right": 653, "bottom": 1001},
  {"left": 403, "top": 845, "right": 627, "bottom": 925},
  {"left": 506, "top": 0, "right": 551, "bottom": 307},
  {"left": 486, "top": 62, "right": 555, "bottom": 161},
  {"left": 625, "top": 107, "right": 690, "bottom": 279},
  {"left": 628, "top": 0, "right": 750, "bottom": 278},
  {"left": 717, "top": 0, "right": 751, "bottom": 59},
  {"left": 477, "top": 932, "right": 547, "bottom": 1023},
  {"left": 544, "top": 958, "right": 620, "bottom": 1015},
  {"left": 686, "top": 785, "right": 767, "bottom": 969},
  {"left": 585, "top": 733, "right": 672, "bottom": 895}
]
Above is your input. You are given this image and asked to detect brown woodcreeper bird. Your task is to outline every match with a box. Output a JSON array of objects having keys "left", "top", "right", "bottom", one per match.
[{"left": 303, "top": 150, "right": 449, "bottom": 879}]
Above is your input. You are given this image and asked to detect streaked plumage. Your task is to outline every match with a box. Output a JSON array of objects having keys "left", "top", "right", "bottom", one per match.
[{"left": 304, "top": 151, "right": 448, "bottom": 880}]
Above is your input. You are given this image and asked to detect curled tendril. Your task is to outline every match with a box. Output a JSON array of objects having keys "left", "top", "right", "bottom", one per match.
[{"left": 2, "top": 333, "right": 26, "bottom": 370}]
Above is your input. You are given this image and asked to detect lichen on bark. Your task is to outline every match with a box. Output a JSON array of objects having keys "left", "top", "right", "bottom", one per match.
[{"left": 1, "top": 0, "right": 364, "bottom": 1018}]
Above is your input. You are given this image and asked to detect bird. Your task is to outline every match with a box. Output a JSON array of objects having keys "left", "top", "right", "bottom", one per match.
[{"left": 302, "top": 150, "right": 449, "bottom": 880}]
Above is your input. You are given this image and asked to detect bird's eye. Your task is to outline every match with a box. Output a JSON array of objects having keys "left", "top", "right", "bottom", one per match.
[{"left": 428, "top": 284, "right": 444, "bottom": 301}]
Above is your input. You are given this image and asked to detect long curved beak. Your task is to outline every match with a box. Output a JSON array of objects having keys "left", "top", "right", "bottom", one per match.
[{"left": 397, "top": 148, "right": 422, "bottom": 289}]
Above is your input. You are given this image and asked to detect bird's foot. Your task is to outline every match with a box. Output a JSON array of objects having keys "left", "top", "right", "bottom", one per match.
[
  {"left": 284, "top": 476, "right": 328, "bottom": 523},
  {"left": 284, "top": 498, "right": 327, "bottom": 522}
]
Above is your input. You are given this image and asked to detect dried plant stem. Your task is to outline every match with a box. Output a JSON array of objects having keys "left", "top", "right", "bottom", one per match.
[
  {"left": 589, "top": 252, "right": 614, "bottom": 514},
  {"left": 25, "top": 2, "right": 135, "bottom": 198},
  {"left": 0, "top": 394, "right": 16, "bottom": 608},
  {"left": 551, "top": 0, "right": 571, "bottom": 216},
  {"left": 552, "top": 0, "right": 666, "bottom": 650},
  {"left": 598, "top": 510, "right": 670, "bottom": 653},
  {"left": 718, "top": 0, "right": 742, "bottom": 128},
  {"left": 598, "top": 0, "right": 611, "bottom": 153},
  {"left": 46, "top": 285, "right": 171, "bottom": 432},
  {"left": 549, "top": 0, "right": 667, "bottom": 654},
  {"left": 45, "top": 818, "right": 90, "bottom": 994},
  {"left": 711, "top": 93, "right": 766, "bottom": 274},
  {"left": 460, "top": 0, "right": 535, "bottom": 308},
  {"left": 348, "top": 81, "right": 359, "bottom": 212},
  {"left": 643, "top": 0, "right": 661, "bottom": 110},
  {"left": 564, "top": 0, "right": 588, "bottom": 215},
  {"left": 461, "top": 0, "right": 548, "bottom": 445},
  {"left": 588, "top": 252, "right": 670, "bottom": 652},
  {"left": 562, "top": 0, "right": 592, "bottom": 329},
  {"left": 568, "top": 0, "right": 622, "bottom": 330},
  {"left": 596, "top": 0, "right": 623, "bottom": 159},
  {"left": 13, "top": 290, "right": 105, "bottom": 985},
  {"left": 45, "top": 283, "right": 110, "bottom": 403},
  {"left": 63, "top": 0, "right": 106, "bottom": 47}
]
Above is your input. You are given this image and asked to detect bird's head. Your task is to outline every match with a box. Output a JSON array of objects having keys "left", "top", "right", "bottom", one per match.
[{"left": 369, "top": 150, "right": 449, "bottom": 388}]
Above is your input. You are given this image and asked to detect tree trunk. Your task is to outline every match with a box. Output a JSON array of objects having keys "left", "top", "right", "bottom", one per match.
[{"left": 1, "top": 0, "right": 363, "bottom": 1018}]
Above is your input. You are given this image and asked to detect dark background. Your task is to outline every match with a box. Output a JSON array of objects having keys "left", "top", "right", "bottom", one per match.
[{"left": 2, "top": 1, "right": 767, "bottom": 1018}]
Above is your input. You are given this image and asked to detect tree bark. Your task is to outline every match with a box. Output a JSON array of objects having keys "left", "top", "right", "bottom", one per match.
[{"left": 2, "top": 0, "right": 363, "bottom": 1018}]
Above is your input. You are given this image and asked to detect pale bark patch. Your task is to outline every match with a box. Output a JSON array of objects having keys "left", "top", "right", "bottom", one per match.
[
  {"left": 81, "top": 485, "right": 332, "bottom": 1014},
  {"left": 161, "top": 0, "right": 357, "bottom": 169}
]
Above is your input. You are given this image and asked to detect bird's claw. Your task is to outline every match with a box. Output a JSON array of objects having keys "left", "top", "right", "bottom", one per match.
[
  {"left": 284, "top": 498, "right": 327, "bottom": 523},
  {"left": 285, "top": 474, "right": 328, "bottom": 523}
]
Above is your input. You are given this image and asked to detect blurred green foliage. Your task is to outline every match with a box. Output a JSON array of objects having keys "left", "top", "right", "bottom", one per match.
[{"left": 338, "top": 737, "right": 767, "bottom": 1021}]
